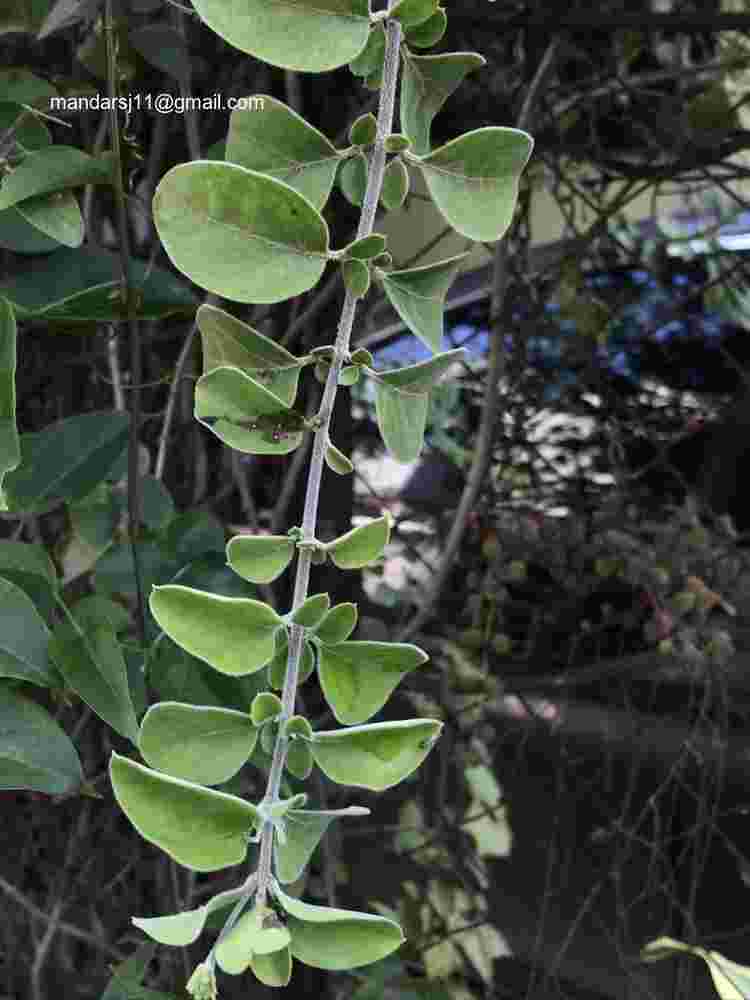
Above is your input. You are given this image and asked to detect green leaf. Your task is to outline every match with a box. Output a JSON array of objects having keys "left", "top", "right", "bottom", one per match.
[
  {"left": 0, "top": 246, "right": 197, "bottom": 321},
  {"left": 0, "top": 298, "right": 20, "bottom": 502},
  {"left": 349, "top": 22, "right": 385, "bottom": 77},
  {"left": 138, "top": 701, "right": 257, "bottom": 785},
  {"left": 380, "top": 253, "right": 469, "bottom": 353},
  {"left": 195, "top": 366, "right": 306, "bottom": 456},
  {"left": 313, "top": 602, "right": 358, "bottom": 645},
  {"left": 138, "top": 475, "right": 176, "bottom": 533},
  {"left": 404, "top": 7, "right": 447, "bottom": 48},
  {"left": 227, "top": 533, "right": 296, "bottom": 584},
  {"left": 72, "top": 595, "right": 131, "bottom": 633},
  {"left": 272, "top": 881, "right": 405, "bottom": 970},
  {"left": 226, "top": 95, "right": 340, "bottom": 211},
  {"left": 349, "top": 113, "right": 378, "bottom": 147},
  {"left": 324, "top": 515, "right": 391, "bottom": 569},
  {"left": 285, "top": 738, "right": 313, "bottom": 781},
  {"left": 149, "top": 585, "right": 283, "bottom": 676},
  {"left": 343, "top": 234, "right": 387, "bottom": 260},
  {"left": 0, "top": 206, "right": 62, "bottom": 254},
  {"left": 290, "top": 593, "right": 330, "bottom": 629},
  {"left": 400, "top": 52, "right": 486, "bottom": 156},
  {"left": 110, "top": 751, "right": 260, "bottom": 871},
  {"left": 153, "top": 162, "right": 329, "bottom": 304},
  {"left": 0, "top": 147, "right": 113, "bottom": 210},
  {"left": 49, "top": 620, "right": 140, "bottom": 744},
  {"left": 250, "top": 946, "right": 292, "bottom": 987},
  {"left": 370, "top": 348, "right": 464, "bottom": 463},
  {"left": 391, "top": 0, "right": 437, "bottom": 29},
  {"left": 318, "top": 641, "right": 428, "bottom": 725},
  {"left": 94, "top": 541, "right": 176, "bottom": 602},
  {"left": 250, "top": 691, "right": 282, "bottom": 726},
  {"left": 0, "top": 70, "right": 57, "bottom": 105},
  {"left": 641, "top": 937, "right": 750, "bottom": 1000},
  {"left": 216, "top": 902, "right": 292, "bottom": 974},
  {"left": 197, "top": 302, "right": 305, "bottom": 408},
  {"left": 0, "top": 578, "right": 59, "bottom": 686},
  {"left": 189, "top": 0, "right": 370, "bottom": 71},
  {"left": 342, "top": 258, "right": 370, "bottom": 298},
  {"left": 275, "top": 805, "right": 369, "bottom": 884},
  {"left": 147, "top": 637, "right": 267, "bottom": 713},
  {"left": 380, "top": 157, "right": 409, "bottom": 212},
  {"left": 0, "top": 684, "right": 83, "bottom": 794},
  {"left": 132, "top": 885, "right": 247, "bottom": 946},
  {"left": 384, "top": 134, "right": 411, "bottom": 153},
  {"left": 0, "top": 103, "right": 50, "bottom": 150},
  {"left": 100, "top": 941, "right": 161, "bottom": 1000},
  {"left": 311, "top": 718, "right": 443, "bottom": 791},
  {"left": 325, "top": 440, "right": 354, "bottom": 475},
  {"left": 195, "top": 365, "right": 299, "bottom": 426},
  {"left": 339, "top": 367, "right": 358, "bottom": 388},
  {"left": 338, "top": 153, "right": 368, "bottom": 207},
  {"left": 162, "top": 510, "right": 225, "bottom": 563},
  {"left": 16, "top": 190, "right": 83, "bottom": 248},
  {"left": 0, "top": 541, "right": 57, "bottom": 621},
  {"left": 408, "top": 127, "right": 534, "bottom": 241},
  {"left": 128, "top": 24, "right": 191, "bottom": 80},
  {"left": 1, "top": 410, "right": 129, "bottom": 514}
]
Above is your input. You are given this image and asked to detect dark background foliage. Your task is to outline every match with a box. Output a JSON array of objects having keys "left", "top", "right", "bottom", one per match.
[{"left": 4, "top": 1, "right": 750, "bottom": 998}]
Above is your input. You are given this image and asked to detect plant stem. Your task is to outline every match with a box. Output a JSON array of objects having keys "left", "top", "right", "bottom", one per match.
[{"left": 252, "top": 7, "right": 403, "bottom": 909}]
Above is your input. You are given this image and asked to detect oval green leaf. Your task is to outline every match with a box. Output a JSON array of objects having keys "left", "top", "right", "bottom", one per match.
[
  {"left": 16, "top": 190, "right": 83, "bottom": 248},
  {"left": 311, "top": 718, "right": 443, "bottom": 791},
  {"left": 349, "top": 22, "right": 385, "bottom": 77},
  {"left": 195, "top": 366, "right": 307, "bottom": 456},
  {"left": 272, "top": 881, "right": 405, "bottom": 970},
  {"left": 408, "top": 127, "right": 534, "bottom": 241},
  {"left": 49, "top": 620, "right": 140, "bottom": 744},
  {"left": 0, "top": 247, "right": 197, "bottom": 322},
  {"left": 190, "top": 0, "right": 370, "bottom": 72},
  {"left": 216, "top": 903, "right": 292, "bottom": 974},
  {"left": 370, "top": 348, "right": 465, "bottom": 463},
  {"left": 338, "top": 153, "right": 368, "bottom": 207},
  {"left": 275, "top": 805, "right": 369, "bottom": 884},
  {"left": 324, "top": 440, "right": 354, "bottom": 475},
  {"left": 110, "top": 752, "right": 260, "bottom": 871},
  {"left": 0, "top": 577, "right": 59, "bottom": 686},
  {"left": 149, "top": 585, "right": 283, "bottom": 676},
  {"left": 132, "top": 885, "right": 246, "bottom": 946},
  {"left": 400, "top": 52, "right": 485, "bottom": 156},
  {"left": 0, "top": 147, "right": 113, "bottom": 211},
  {"left": 138, "top": 701, "right": 257, "bottom": 785},
  {"left": 250, "top": 691, "right": 282, "bottom": 726},
  {"left": 250, "top": 946, "right": 292, "bottom": 987},
  {"left": 153, "top": 161, "right": 329, "bottom": 304},
  {"left": 197, "top": 302, "right": 304, "bottom": 407},
  {"left": 227, "top": 533, "right": 296, "bottom": 584},
  {"left": 226, "top": 96, "right": 340, "bottom": 210},
  {"left": 0, "top": 541, "right": 57, "bottom": 621},
  {"left": 290, "top": 593, "right": 330, "bottom": 629},
  {"left": 318, "top": 641, "right": 428, "bottom": 725},
  {"left": 380, "top": 157, "right": 409, "bottom": 212},
  {"left": 324, "top": 514, "right": 391, "bottom": 569},
  {"left": 313, "top": 602, "right": 358, "bottom": 645},
  {"left": 404, "top": 7, "right": 446, "bottom": 47},
  {"left": 0, "top": 685, "right": 83, "bottom": 794},
  {"left": 380, "top": 253, "right": 469, "bottom": 353},
  {"left": 342, "top": 258, "right": 370, "bottom": 299},
  {"left": 2, "top": 410, "right": 129, "bottom": 513}
]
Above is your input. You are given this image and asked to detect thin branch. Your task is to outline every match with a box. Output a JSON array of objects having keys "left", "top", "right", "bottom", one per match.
[{"left": 0, "top": 874, "right": 126, "bottom": 962}]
